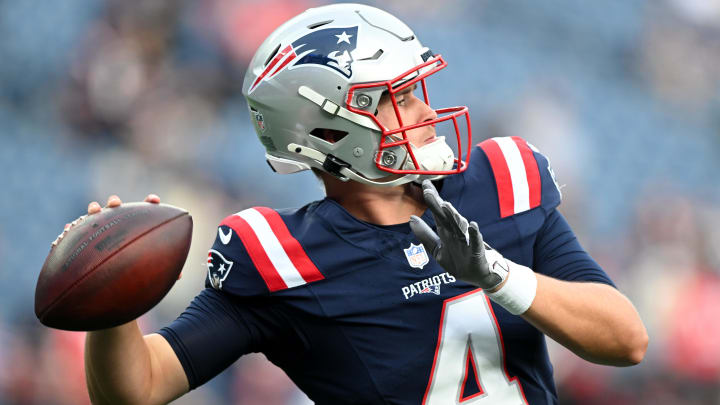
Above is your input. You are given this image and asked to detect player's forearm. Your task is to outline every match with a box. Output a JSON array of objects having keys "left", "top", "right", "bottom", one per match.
[
  {"left": 521, "top": 274, "right": 648, "bottom": 366},
  {"left": 85, "top": 321, "right": 155, "bottom": 405}
]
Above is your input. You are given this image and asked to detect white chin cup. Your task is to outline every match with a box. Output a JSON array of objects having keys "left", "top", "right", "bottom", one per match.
[{"left": 404, "top": 136, "right": 455, "bottom": 172}]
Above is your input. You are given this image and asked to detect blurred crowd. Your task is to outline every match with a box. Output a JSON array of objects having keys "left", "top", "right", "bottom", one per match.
[{"left": 1, "top": 0, "right": 719, "bottom": 404}]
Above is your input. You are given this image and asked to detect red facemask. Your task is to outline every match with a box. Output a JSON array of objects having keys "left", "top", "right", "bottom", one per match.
[{"left": 346, "top": 55, "right": 472, "bottom": 176}]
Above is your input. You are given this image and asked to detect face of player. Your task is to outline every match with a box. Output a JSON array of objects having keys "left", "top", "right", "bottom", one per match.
[{"left": 374, "top": 84, "right": 438, "bottom": 148}]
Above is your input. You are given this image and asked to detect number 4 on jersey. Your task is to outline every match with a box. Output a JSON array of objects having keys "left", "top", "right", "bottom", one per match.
[{"left": 423, "top": 290, "right": 527, "bottom": 404}]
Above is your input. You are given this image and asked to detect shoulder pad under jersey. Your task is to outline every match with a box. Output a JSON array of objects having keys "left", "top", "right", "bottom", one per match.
[
  {"left": 206, "top": 206, "right": 324, "bottom": 296},
  {"left": 475, "top": 136, "right": 562, "bottom": 218}
]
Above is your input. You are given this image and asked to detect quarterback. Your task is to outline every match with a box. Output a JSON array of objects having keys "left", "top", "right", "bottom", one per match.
[{"left": 80, "top": 4, "right": 647, "bottom": 404}]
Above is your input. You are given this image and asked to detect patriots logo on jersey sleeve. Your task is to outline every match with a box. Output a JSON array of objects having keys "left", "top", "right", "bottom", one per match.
[
  {"left": 248, "top": 26, "right": 359, "bottom": 93},
  {"left": 207, "top": 249, "right": 234, "bottom": 290}
]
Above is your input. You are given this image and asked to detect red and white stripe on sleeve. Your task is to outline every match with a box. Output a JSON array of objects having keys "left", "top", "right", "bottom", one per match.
[
  {"left": 221, "top": 207, "right": 324, "bottom": 292},
  {"left": 478, "top": 136, "right": 542, "bottom": 218}
]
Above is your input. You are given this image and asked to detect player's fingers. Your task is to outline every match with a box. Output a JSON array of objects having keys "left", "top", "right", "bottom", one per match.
[
  {"left": 454, "top": 207, "right": 469, "bottom": 241},
  {"left": 447, "top": 203, "right": 467, "bottom": 230},
  {"left": 409, "top": 215, "right": 442, "bottom": 257},
  {"left": 439, "top": 201, "right": 468, "bottom": 241},
  {"left": 421, "top": 180, "right": 448, "bottom": 223},
  {"left": 469, "top": 221, "right": 483, "bottom": 251},
  {"left": 88, "top": 201, "right": 102, "bottom": 215},
  {"left": 106, "top": 195, "right": 122, "bottom": 208},
  {"left": 145, "top": 194, "right": 161, "bottom": 204}
]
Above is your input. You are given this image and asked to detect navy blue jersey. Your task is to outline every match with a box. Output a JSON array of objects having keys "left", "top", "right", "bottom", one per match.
[{"left": 159, "top": 137, "right": 614, "bottom": 405}]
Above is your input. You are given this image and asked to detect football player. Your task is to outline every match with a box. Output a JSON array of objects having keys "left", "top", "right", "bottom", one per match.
[{"left": 80, "top": 4, "right": 647, "bottom": 404}]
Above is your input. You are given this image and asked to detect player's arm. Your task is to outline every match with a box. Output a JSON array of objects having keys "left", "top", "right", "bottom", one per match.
[
  {"left": 513, "top": 208, "right": 648, "bottom": 366},
  {"left": 410, "top": 180, "right": 648, "bottom": 367},
  {"left": 86, "top": 323, "right": 189, "bottom": 405},
  {"left": 82, "top": 195, "right": 189, "bottom": 405},
  {"left": 521, "top": 272, "right": 645, "bottom": 366}
]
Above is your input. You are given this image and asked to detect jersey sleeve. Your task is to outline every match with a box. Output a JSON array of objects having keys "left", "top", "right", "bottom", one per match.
[
  {"left": 476, "top": 136, "right": 562, "bottom": 218},
  {"left": 157, "top": 288, "right": 294, "bottom": 390},
  {"left": 206, "top": 217, "right": 269, "bottom": 297},
  {"left": 533, "top": 209, "right": 615, "bottom": 286},
  {"left": 207, "top": 207, "right": 324, "bottom": 296}
]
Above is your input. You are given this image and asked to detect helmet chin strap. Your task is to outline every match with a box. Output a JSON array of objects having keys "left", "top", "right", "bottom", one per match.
[
  {"left": 339, "top": 167, "right": 420, "bottom": 187},
  {"left": 287, "top": 143, "right": 420, "bottom": 187}
]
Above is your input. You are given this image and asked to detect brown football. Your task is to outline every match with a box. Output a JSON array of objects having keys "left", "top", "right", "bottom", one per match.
[{"left": 34, "top": 202, "right": 192, "bottom": 331}]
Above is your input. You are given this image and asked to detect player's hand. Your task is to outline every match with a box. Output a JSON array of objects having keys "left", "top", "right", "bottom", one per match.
[
  {"left": 409, "top": 180, "right": 508, "bottom": 291},
  {"left": 87, "top": 194, "right": 160, "bottom": 214},
  {"left": 52, "top": 194, "right": 161, "bottom": 247}
]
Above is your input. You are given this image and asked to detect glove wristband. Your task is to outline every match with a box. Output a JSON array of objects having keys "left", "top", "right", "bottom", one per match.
[{"left": 485, "top": 262, "right": 537, "bottom": 315}]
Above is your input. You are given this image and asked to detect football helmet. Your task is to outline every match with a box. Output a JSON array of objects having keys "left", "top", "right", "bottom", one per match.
[{"left": 242, "top": 3, "right": 472, "bottom": 186}]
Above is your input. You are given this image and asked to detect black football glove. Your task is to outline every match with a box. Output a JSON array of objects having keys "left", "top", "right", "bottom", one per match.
[{"left": 409, "top": 180, "right": 509, "bottom": 290}]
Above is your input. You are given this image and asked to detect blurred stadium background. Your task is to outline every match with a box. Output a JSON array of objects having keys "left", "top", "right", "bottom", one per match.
[{"left": 1, "top": 0, "right": 719, "bottom": 404}]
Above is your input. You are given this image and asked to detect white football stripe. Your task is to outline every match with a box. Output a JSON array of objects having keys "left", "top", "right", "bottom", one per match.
[
  {"left": 493, "top": 137, "right": 530, "bottom": 213},
  {"left": 237, "top": 208, "right": 306, "bottom": 288}
]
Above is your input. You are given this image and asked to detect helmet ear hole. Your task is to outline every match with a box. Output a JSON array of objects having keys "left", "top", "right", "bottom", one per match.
[{"left": 310, "top": 128, "right": 349, "bottom": 144}]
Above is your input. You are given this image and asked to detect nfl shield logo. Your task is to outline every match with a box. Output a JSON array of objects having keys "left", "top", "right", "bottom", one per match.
[
  {"left": 250, "top": 107, "right": 266, "bottom": 132},
  {"left": 404, "top": 243, "right": 429, "bottom": 269}
]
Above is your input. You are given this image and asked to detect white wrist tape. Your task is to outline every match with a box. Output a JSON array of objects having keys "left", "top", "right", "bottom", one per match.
[{"left": 485, "top": 262, "right": 537, "bottom": 315}]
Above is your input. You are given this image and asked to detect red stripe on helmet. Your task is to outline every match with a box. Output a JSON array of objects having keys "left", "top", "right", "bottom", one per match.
[
  {"left": 269, "top": 51, "right": 297, "bottom": 78},
  {"left": 249, "top": 44, "right": 293, "bottom": 92}
]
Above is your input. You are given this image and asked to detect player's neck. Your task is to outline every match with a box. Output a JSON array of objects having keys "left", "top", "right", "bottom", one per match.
[{"left": 320, "top": 174, "right": 426, "bottom": 226}]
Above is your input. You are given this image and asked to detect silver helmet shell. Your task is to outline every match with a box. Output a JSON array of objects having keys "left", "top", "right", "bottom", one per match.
[{"left": 242, "top": 3, "right": 471, "bottom": 186}]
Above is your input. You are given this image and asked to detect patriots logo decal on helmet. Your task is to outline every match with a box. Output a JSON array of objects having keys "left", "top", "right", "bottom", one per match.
[
  {"left": 249, "top": 26, "right": 359, "bottom": 93},
  {"left": 292, "top": 26, "right": 358, "bottom": 77}
]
